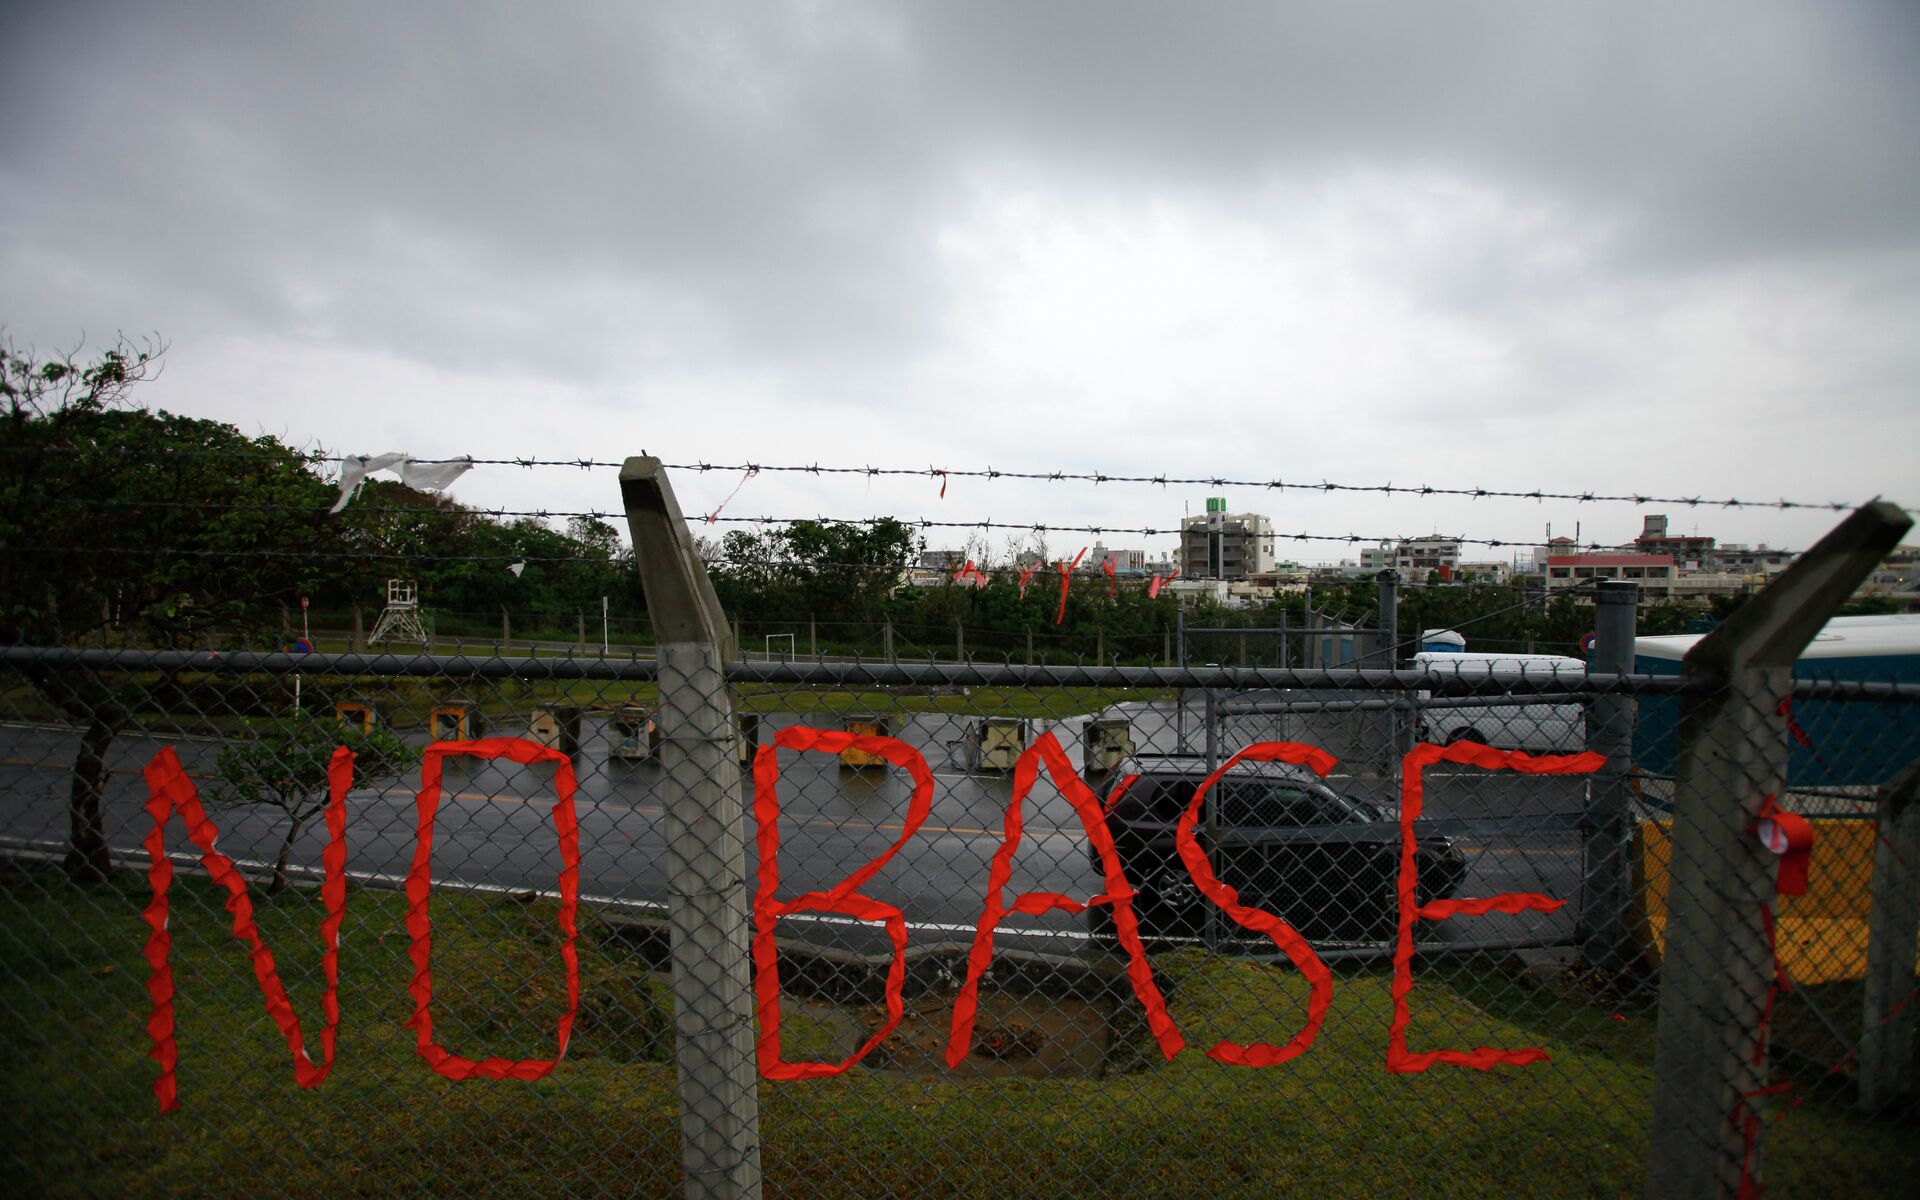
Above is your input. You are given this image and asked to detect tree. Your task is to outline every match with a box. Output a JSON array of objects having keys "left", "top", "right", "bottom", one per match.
[
  {"left": 212, "top": 713, "right": 419, "bottom": 896},
  {"left": 1, "top": 333, "right": 336, "bottom": 881}
]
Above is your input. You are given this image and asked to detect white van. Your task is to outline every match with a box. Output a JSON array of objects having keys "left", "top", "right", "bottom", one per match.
[{"left": 1411, "top": 651, "right": 1588, "bottom": 752}]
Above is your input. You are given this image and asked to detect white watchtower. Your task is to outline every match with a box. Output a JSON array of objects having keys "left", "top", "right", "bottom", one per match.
[{"left": 367, "top": 578, "right": 429, "bottom": 648}]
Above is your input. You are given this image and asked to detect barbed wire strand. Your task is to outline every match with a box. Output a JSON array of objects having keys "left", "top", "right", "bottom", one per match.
[{"left": 1, "top": 444, "right": 1882, "bottom": 512}]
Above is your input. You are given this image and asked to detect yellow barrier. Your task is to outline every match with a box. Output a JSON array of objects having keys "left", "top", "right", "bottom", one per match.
[
  {"left": 838, "top": 715, "right": 891, "bottom": 768},
  {"left": 1630, "top": 817, "right": 1906, "bottom": 985}
]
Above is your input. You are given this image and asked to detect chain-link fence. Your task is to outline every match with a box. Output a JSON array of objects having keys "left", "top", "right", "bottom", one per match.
[{"left": 1, "top": 637, "right": 1914, "bottom": 1198}]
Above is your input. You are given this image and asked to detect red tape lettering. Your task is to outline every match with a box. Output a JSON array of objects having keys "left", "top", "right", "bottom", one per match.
[
  {"left": 947, "top": 733, "right": 1182, "bottom": 1067},
  {"left": 1175, "top": 741, "right": 1341, "bottom": 1066},
  {"left": 406, "top": 738, "right": 582, "bottom": 1081},
  {"left": 140, "top": 745, "right": 352, "bottom": 1112},
  {"left": 751, "top": 726, "right": 934, "bottom": 1079},
  {"left": 1388, "top": 741, "right": 1602, "bottom": 1072}
]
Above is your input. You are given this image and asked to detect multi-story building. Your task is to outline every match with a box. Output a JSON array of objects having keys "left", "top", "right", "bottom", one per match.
[
  {"left": 1633, "top": 514, "right": 1716, "bottom": 568},
  {"left": 1545, "top": 553, "right": 1678, "bottom": 599},
  {"left": 1395, "top": 537, "right": 1461, "bottom": 579},
  {"left": 1180, "top": 498, "right": 1275, "bottom": 579},
  {"left": 1453, "top": 561, "right": 1512, "bottom": 585},
  {"left": 1089, "top": 542, "right": 1147, "bottom": 576},
  {"left": 1706, "top": 543, "right": 1797, "bottom": 577}
]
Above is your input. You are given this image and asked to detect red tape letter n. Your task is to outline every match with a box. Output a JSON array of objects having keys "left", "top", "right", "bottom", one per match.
[{"left": 141, "top": 745, "right": 352, "bottom": 1112}]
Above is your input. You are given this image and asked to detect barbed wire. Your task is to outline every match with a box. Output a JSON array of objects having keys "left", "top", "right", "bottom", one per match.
[
  {"left": 10, "top": 497, "right": 1825, "bottom": 555},
  {"left": 2, "top": 443, "right": 1885, "bottom": 512}
]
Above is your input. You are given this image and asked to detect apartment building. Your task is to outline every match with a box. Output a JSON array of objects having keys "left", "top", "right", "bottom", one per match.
[{"left": 1180, "top": 497, "right": 1275, "bottom": 579}]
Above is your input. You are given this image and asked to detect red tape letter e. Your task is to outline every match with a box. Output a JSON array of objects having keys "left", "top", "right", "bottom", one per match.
[
  {"left": 406, "top": 737, "right": 582, "bottom": 1081},
  {"left": 751, "top": 725, "right": 934, "bottom": 1079},
  {"left": 1388, "top": 742, "right": 1603, "bottom": 1072},
  {"left": 946, "top": 734, "right": 1183, "bottom": 1068},
  {"left": 1175, "top": 741, "right": 1341, "bottom": 1067},
  {"left": 141, "top": 745, "right": 352, "bottom": 1113}
]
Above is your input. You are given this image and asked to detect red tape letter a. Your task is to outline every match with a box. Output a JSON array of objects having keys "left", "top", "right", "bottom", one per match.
[
  {"left": 946, "top": 733, "right": 1184, "bottom": 1068},
  {"left": 1175, "top": 741, "right": 1340, "bottom": 1067},
  {"left": 141, "top": 745, "right": 352, "bottom": 1113},
  {"left": 1388, "top": 741, "right": 1603, "bottom": 1072},
  {"left": 751, "top": 726, "right": 934, "bottom": 1080},
  {"left": 406, "top": 737, "right": 582, "bottom": 1081}
]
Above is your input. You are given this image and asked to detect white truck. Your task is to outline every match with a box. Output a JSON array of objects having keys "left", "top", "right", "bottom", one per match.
[{"left": 1411, "top": 650, "right": 1588, "bottom": 752}]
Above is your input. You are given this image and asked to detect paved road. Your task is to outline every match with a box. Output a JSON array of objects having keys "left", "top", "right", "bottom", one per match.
[{"left": 0, "top": 694, "right": 1588, "bottom": 958}]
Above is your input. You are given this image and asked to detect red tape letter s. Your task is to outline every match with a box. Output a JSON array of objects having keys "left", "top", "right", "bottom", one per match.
[{"left": 1175, "top": 741, "right": 1340, "bottom": 1067}]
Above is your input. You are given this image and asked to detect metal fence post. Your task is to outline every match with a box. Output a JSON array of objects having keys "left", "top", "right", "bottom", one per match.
[
  {"left": 1375, "top": 570, "right": 1399, "bottom": 770},
  {"left": 1860, "top": 757, "right": 1920, "bottom": 1111},
  {"left": 620, "top": 456, "right": 761, "bottom": 1200},
  {"left": 1581, "top": 579, "right": 1638, "bottom": 971},
  {"left": 1645, "top": 500, "right": 1909, "bottom": 1199},
  {"left": 1374, "top": 569, "right": 1398, "bottom": 667}
]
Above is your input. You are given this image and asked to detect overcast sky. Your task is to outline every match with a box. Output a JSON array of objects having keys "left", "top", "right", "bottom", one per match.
[{"left": 4, "top": 1, "right": 1916, "bottom": 564}]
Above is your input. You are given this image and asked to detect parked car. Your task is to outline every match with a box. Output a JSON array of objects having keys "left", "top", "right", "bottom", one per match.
[{"left": 1090, "top": 755, "right": 1466, "bottom": 944}]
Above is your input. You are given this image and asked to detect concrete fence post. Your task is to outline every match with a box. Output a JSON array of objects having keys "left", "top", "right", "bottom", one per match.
[
  {"left": 1860, "top": 757, "right": 1920, "bottom": 1111},
  {"left": 1646, "top": 500, "right": 1909, "bottom": 1199},
  {"left": 1581, "top": 579, "right": 1638, "bottom": 971},
  {"left": 501, "top": 607, "right": 511, "bottom": 654},
  {"left": 956, "top": 619, "right": 964, "bottom": 663},
  {"left": 620, "top": 456, "right": 760, "bottom": 1200}
]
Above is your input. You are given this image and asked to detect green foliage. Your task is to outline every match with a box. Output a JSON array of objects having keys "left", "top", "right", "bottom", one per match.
[
  {"left": 708, "top": 518, "right": 920, "bottom": 623},
  {"left": 213, "top": 712, "right": 419, "bottom": 817},
  {"left": 212, "top": 711, "right": 420, "bottom": 893}
]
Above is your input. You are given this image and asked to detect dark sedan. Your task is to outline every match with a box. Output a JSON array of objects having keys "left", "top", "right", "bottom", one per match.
[{"left": 1090, "top": 755, "right": 1466, "bottom": 944}]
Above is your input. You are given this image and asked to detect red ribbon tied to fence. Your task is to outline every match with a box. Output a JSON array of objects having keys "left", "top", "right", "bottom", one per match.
[
  {"left": 141, "top": 745, "right": 353, "bottom": 1112},
  {"left": 1102, "top": 556, "right": 1117, "bottom": 597},
  {"left": 406, "top": 738, "right": 582, "bottom": 1082},
  {"left": 1017, "top": 564, "right": 1038, "bottom": 598},
  {"left": 1148, "top": 568, "right": 1181, "bottom": 599},
  {"left": 1754, "top": 795, "right": 1814, "bottom": 897},
  {"left": 1054, "top": 546, "right": 1087, "bottom": 625}
]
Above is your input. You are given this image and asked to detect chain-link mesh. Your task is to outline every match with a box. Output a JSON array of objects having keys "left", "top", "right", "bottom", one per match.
[{"left": 1, "top": 646, "right": 1914, "bottom": 1197}]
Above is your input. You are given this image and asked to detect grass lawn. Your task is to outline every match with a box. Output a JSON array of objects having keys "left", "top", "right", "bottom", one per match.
[{"left": 1, "top": 865, "right": 1910, "bottom": 1199}]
